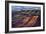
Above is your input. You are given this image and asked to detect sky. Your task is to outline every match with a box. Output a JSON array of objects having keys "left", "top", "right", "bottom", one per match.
[{"left": 12, "top": 6, "right": 41, "bottom": 11}]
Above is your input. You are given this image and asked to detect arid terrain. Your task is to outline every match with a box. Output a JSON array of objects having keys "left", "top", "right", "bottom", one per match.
[{"left": 12, "top": 10, "right": 41, "bottom": 28}]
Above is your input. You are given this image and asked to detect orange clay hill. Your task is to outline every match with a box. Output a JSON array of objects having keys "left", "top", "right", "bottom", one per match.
[{"left": 16, "top": 16, "right": 39, "bottom": 27}]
